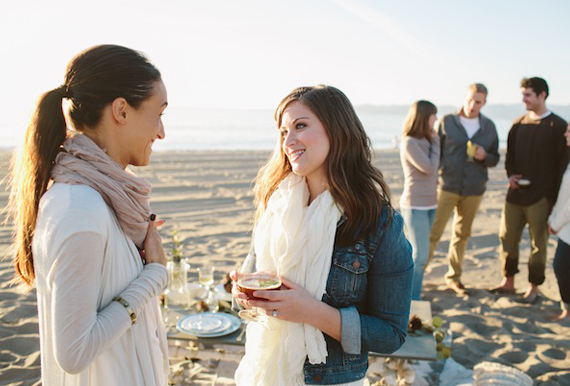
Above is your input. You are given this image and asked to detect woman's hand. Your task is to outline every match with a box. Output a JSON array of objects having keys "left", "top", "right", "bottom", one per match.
[
  {"left": 250, "top": 277, "right": 342, "bottom": 341},
  {"left": 230, "top": 270, "right": 250, "bottom": 308},
  {"left": 248, "top": 277, "right": 320, "bottom": 324},
  {"left": 142, "top": 214, "right": 167, "bottom": 266}
]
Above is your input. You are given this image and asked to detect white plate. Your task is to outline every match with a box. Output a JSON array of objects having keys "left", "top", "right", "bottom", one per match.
[
  {"left": 178, "top": 312, "right": 229, "bottom": 334},
  {"left": 177, "top": 312, "right": 241, "bottom": 338}
]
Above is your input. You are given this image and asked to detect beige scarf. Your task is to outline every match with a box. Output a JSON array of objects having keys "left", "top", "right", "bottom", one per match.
[
  {"left": 52, "top": 133, "right": 151, "bottom": 248},
  {"left": 235, "top": 174, "right": 342, "bottom": 386}
]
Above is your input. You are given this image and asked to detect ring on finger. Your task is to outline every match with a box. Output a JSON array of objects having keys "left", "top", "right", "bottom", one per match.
[{"left": 272, "top": 309, "right": 278, "bottom": 318}]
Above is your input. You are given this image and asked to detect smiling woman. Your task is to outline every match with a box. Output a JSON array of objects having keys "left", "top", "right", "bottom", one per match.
[
  {"left": 83, "top": 79, "right": 168, "bottom": 168},
  {"left": 232, "top": 85, "right": 413, "bottom": 385},
  {"left": 7, "top": 45, "right": 171, "bottom": 386},
  {"left": 279, "top": 101, "right": 331, "bottom": 202}
]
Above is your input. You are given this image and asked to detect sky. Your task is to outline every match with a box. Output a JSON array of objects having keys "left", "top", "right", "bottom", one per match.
[{"left": 1, "top": 0, "right": 569, "bottom": 143}]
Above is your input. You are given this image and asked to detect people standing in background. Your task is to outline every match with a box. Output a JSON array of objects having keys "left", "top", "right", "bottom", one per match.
[
  {"left": 400, "top": 100, "right": 440, "bottom": 300},
  {"left": 429, "top": 83, "right": 500, "bottom": 295},
  {"left": 490, "top": 77, "right": 568, "bottom": 303},
  {"left": 547, "top": 122, "right": 570, "bottom": 322}
]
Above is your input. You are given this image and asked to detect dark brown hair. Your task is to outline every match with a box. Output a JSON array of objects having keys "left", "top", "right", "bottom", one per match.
[
  {"left": 8, "top": 44, "right": 161, "bottom": 289},
  {"left": 254, "top": 85, "right": 392, "bottom": 247},
  {"left": 521, "top": 77, "right": 549, "bottom": 99},
  {"left": 402, "top": 100, "right": 437, "bottom": 141}
]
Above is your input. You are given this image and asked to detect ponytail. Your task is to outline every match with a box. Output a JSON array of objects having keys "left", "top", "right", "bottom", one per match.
[
  {"left": 8, "top": 87, "right": 67, "bottom": 289},
  {"left": 9, "top": 44, "right": 161, "bottom": 289}
]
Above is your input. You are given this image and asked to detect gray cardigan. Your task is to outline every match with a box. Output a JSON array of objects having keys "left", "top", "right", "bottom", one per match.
[
  {"left": 400, "top": 135, "right": 440, "bottom": 208},
  {"left": 437, "top": 111, "right": 500, "bottom": 196}
]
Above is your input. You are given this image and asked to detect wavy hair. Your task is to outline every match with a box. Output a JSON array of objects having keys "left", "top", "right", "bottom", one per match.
[{"left": 254, "top": 85, "right": 392, "bottom": 247}]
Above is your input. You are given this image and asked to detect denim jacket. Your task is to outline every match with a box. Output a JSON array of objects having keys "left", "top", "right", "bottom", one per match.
[{"left": 238, "top": 207, "right": 413, "bottom": 385}]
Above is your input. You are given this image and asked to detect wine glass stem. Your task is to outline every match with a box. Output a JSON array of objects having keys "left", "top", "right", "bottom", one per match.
[{"left": 252, "top": 306, "right": 262, "bottom": 319}]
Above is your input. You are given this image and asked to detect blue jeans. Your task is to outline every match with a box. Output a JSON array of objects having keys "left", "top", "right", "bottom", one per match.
[
  {"left": 401, "top": 207, "right": 436, "bottom": 300},
  {"left": 554, "top": 239, "right": 570, "bottom": 310}
]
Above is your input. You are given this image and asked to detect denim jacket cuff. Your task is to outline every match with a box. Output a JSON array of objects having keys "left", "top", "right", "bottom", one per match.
[{"left": 340, "top": 306, "right": 361, "bottom": 354}]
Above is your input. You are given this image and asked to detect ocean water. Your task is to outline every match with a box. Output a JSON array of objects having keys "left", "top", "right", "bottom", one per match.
[
  {"left": 150, "top": 106, "right": 513, "bottom": 151},
  {"left": 152, "top": 107, "right": 412, "bottom": 151},
  {"left": 0, "top": 106, "right": 516, "bottom": 151}
]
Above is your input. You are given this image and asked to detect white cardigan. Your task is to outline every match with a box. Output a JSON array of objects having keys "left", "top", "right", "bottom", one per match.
[
  {"left": 33, "top": 183, "right": 169, "bottom": 386},
  {"left": 550, "top": 164, "right": 570, "bottom": 244}
]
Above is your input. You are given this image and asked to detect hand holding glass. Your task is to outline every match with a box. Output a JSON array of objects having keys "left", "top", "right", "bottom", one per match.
[
  {"left": 466, "top": 140, "right": 477, "bottom": 161},
  {"left": 517, "top": 178, "right": 531, "bottom": 189},
  {"left": 235, "top": 271, "right": 282, "bottom": 322}
]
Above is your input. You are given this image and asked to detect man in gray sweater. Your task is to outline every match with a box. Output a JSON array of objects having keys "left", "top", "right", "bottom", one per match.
[{"left": 429, "top": 83, "right": 500, "bottom": 294}]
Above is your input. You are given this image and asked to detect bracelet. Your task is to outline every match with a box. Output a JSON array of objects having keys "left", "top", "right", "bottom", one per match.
[{"left": 113, "top": 296, "right": 137, "bottom": 325}]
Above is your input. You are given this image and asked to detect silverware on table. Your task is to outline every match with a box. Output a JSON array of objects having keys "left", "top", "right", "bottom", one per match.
[{"left": 236, "top": 323, "right": 247, "bottom": 342}]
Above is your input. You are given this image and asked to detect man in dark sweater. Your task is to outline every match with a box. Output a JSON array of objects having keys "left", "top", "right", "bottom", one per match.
[{"left": 490, "top": 77, "right": 568, "bottom": 303}]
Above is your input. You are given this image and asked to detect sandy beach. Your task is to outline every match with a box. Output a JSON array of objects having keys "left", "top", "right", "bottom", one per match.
[{"left": 1, "top": 149, "right": 569, "bottom": 385}]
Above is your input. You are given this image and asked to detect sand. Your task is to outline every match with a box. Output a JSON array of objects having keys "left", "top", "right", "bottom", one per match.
[{"left": 0, "top": 149, "right": 569, "bottom": 385}]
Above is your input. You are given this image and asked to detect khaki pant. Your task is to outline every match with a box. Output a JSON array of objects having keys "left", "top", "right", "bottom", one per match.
[
  {"left": 499, "top": 197, "right": 549, "bottom": 285},
  {"left": 429, "top": 190, "right": 483, "bottom": 282}
]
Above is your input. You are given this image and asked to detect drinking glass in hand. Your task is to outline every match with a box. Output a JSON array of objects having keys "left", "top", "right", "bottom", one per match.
[
  {"left": 517, "top": 178, "right": 531, "bottom": 191},
  {"left": 466, "top": 140, "right": 477, "bottom": 161},
  {"left": 235, "top": 271, "right": 282, "bottom": 322}
]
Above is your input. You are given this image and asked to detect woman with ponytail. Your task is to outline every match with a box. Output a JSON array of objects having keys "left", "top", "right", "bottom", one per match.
[{"left": 8, "top": 45, "right": 170, "bottom": 385}]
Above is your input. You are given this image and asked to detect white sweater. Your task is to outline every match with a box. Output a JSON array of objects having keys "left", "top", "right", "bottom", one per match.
[
  {"left": 33, "top": 183, "right": 169, "bottom": 386},
  {"left": 550, "top": 164, "right": 570, "bottom": 244}
]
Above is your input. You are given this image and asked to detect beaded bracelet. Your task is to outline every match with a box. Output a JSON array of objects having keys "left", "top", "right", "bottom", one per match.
[{"left": 113, "top": 296, "right": 137, "bottom": 325}]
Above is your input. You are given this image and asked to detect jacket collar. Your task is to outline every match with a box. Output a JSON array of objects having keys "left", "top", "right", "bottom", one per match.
[{"left": 452, "top": 109, "right": 489, "bottom": 138}]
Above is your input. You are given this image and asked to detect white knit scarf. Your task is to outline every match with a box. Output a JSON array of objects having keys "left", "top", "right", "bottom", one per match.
[{"left": 235, "top": 174, "right": 342, "bottom": 386}]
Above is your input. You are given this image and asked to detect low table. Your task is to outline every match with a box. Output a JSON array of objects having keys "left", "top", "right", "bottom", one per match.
[
  {"left": 167, "top": 300, "right": 437, "bottom": 361},
  {"left": 167, "top": 300, "right": 438, "bottom": 383},
  {"left": 167, "top": 316, "right": 245, "bottom": 348}
]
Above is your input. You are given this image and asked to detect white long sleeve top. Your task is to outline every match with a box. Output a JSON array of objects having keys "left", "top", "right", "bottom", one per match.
[
  {"left": 550, "top": 164, "right": 570, "bottom": 244},
  {"left": 33, "top": 183, "right": 169, "bottom": 386}
]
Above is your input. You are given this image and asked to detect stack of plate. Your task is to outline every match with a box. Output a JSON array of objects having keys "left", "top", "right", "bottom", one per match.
[
  {"left": 473, "top": 361, "right": 532, "bottom": 386},
  {"left": 177, "top": 312, "right": 241, "bottom": 338}
]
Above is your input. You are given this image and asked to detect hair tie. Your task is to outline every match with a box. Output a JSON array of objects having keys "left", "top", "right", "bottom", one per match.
[{"left": 57, "top": 84, "right": 72, "bottom": 99}]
